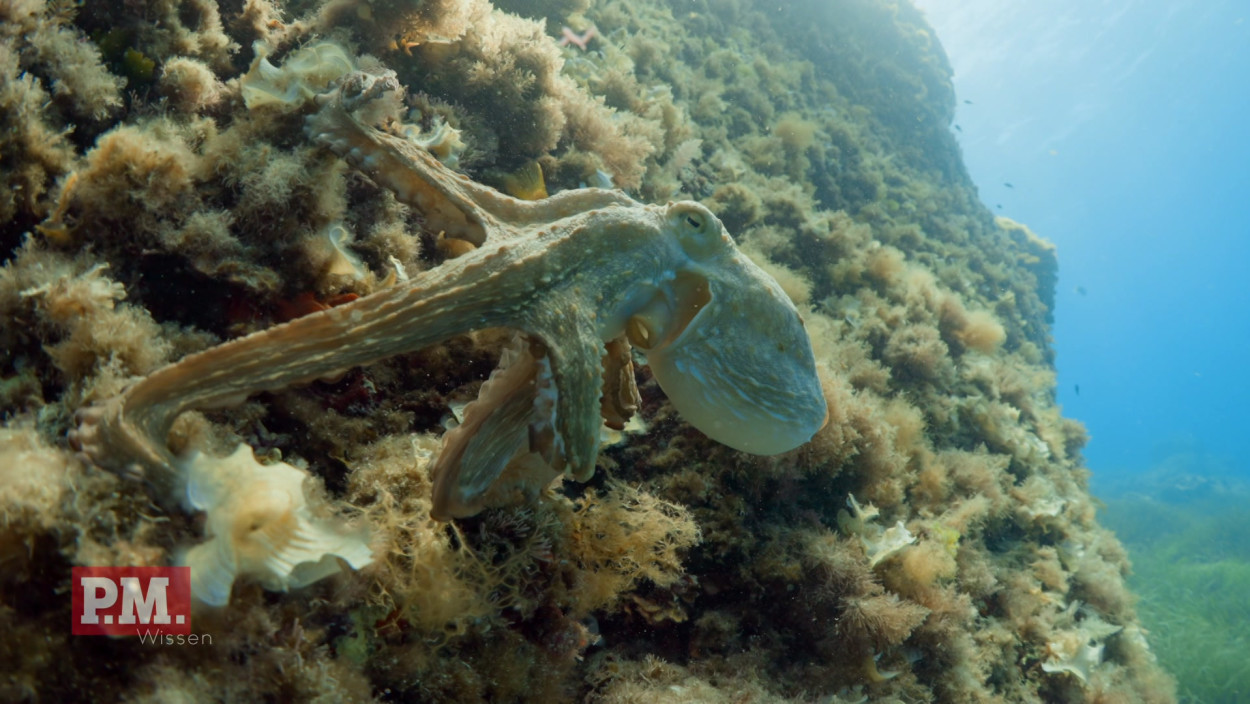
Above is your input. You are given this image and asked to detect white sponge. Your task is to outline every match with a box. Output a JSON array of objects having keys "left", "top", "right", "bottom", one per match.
[{"left": 180, "top": 444, "right": 372, "bottom": 606}]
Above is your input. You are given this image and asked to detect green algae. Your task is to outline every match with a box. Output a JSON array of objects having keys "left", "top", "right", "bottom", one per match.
[{"left": 1102, "top": 493, "right": 1250, "bottom": 704}]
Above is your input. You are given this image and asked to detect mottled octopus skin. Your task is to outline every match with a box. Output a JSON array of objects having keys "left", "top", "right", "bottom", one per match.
[{"left": 72, "top": 71, "right": 827, "bottom": 518}]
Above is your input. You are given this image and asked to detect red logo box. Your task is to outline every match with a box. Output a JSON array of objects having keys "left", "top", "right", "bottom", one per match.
[{"left": 72, "top": 567, "right": 192, "bottom": 636}]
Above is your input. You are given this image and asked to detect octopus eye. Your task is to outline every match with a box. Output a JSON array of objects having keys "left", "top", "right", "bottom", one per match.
[
  {"left": 626, "top": 315, "right": 657, "bottom": 349},
  {"left": 669, "top": 203, "right": 721, "bottom": 259}
]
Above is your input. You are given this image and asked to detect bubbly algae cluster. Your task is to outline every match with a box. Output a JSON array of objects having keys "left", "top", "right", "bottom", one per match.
[{"left": 0, "top": 0, "right": 1177, "bottom": 701}]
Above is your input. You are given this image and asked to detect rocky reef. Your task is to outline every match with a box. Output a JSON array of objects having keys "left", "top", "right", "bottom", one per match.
[{"left": 0, "top": 0, "right": 1176, "bottom": 701}]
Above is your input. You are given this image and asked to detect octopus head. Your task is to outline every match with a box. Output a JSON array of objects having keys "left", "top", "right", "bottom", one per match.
[{"left": 625, "top": 203, "right": 828, "bottom": 455}]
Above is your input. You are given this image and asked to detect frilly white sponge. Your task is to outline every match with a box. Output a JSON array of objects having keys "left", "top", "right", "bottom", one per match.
[
  {"left": 179, "top": 445, "right": 373, "bottom": 606},
  {"left": 239, "top": 41, "right": 355, "bottom": 110}
]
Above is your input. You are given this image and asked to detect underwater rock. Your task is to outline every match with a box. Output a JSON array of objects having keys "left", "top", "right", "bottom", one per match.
[{"left": 0, "top": 0, "right": 1175, "bottom": 701}]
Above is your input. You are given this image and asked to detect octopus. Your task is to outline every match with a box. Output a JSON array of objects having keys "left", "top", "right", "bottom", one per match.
[{"left": 71, "top": 71, "right": 828, "bottom": 520}]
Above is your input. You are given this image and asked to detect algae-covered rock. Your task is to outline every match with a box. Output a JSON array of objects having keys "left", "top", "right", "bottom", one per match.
[{"left": 0, "top": 0, "right": 1174, "bottom": 702}]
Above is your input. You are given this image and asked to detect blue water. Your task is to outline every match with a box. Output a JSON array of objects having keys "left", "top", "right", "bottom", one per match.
[{"left": 913, "top": 1, "right": 1250, "bottom": 487}]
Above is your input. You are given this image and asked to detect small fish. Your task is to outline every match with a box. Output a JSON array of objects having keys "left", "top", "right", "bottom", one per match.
[
  {"left": 954, "top": 124, "right": 962, "bottom": 132},
  {"left": 1074, "top": 384, "right": 1080, "bottom": 396},
  {"left": 501, "top": 161, "right": 548, "bottom": 200},
  {"left": 964, "top": 99, "right": 973, "bottom": 105},
  {"left": 1003, "top": 182, "right": 1014, "bottom": 189}
]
